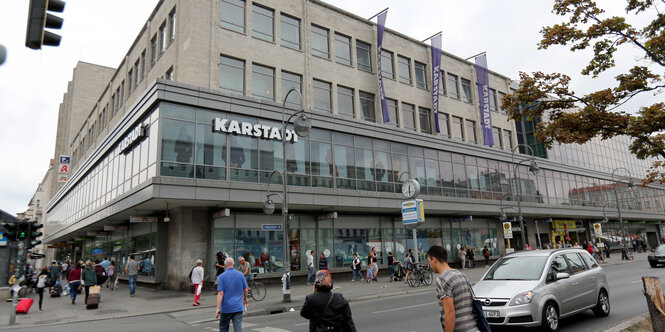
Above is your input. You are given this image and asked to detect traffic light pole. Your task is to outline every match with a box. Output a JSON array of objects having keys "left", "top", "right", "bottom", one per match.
[{"left": 8, "top": 222, "right": 33, "bottom": 326}]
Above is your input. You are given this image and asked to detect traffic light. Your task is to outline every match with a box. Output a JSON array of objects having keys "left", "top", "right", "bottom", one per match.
[
  {"left": 28, "top": 223, "right": 44, "bottom": 249},
  {"left": 25, "top": 0, "right": 66, "bottom": 50},
  {"left": 3, "top": 222, "right": 18, "bottom": 241},
  {"left": 17, "top": 222, "right": 29, "bottom": 241}
]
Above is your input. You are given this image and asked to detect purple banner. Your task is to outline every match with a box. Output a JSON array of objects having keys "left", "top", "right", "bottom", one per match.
[
  {"left": 430, "top": 33, "right": 442, "bottom": 133},
  {"left": 376, "top": 10, "right": 390, "bottom": 123},
  {"left": 475, "top": 54, "right": 494, "bottom": 146}
]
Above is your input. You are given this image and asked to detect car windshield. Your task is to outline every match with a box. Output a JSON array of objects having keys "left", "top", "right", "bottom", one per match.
[
  {"left": 656, "top": 244, "right": 665, "bottom": 252},
  {"left": 483, "top": 256, "right": 548, "bottom": 281}
]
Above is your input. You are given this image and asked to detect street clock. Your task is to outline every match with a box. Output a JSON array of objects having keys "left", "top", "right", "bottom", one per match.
[{"left": 401, "top": 179, "right": 421, "bottom": 199}]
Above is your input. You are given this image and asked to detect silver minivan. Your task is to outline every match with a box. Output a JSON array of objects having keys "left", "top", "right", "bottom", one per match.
[{"left": 472, "top": 249, "right": 610, "bottom": 331}]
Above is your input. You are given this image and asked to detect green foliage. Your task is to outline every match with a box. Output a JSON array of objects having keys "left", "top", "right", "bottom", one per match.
[{"left": 504, "top": 0, "right": 665, "bottom": 183}]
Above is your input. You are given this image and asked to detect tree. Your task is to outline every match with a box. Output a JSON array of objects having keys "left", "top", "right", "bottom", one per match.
[{"left": 503, "top": 0, "right": 665, "bottom": 183}]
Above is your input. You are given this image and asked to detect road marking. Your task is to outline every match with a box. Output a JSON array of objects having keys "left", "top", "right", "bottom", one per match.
[
  {"left": 295, "top": 322, "right": 309, "bottom": 326},
  {"left": 371, "top": 301, "right": 437, "bottom": 314},
  {"left": 252, "top": 328, "right": 291, "bottom": 332},
  {"left": 631, "top": 280, "right": 642, "bottom": 284}
]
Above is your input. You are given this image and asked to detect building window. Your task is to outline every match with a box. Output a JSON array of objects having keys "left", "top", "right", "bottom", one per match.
[
  {"left": 281, "top": 71, "right": 302, "bottom": 107},
  {"left": 251, "top": 63, "right": 274, "bottom": 100},
  {"left": 311, "top": 25, "right": 329, "bottom": 58},
  {"left": 489, "top": 88, "right": 498, "bottom": 112},
  {"left": 438, "top": 112, "right": 449, "bottom": 137},
  {"left": 334, "top": 33, "right": 352, "bottom": 66},
  {"left": 159, "top": 22, "right": 167, "bottom": 54},
  {"left": 452, "top": 116, "right": 464, "bottom": 140},
  {"left": 219, "top": 55, "right": 245, "bottom": 94},
  {"left": 221, "top": 0, "right": 245, "bottom": 33},
  {"left": 168, "top": 7, "right": 176, "bottom": 41},
  {"left": 461, "top": 78, "right": 472, "bottom": 103},
  {"left": 359, "top": 91, "right": 375, "bottom": 122},
  {"left": 492, "top": 127, "right": 502, "bottom": 148},
  {"left": 134, "top": 60, "right": 140, "bottom": 87},
  {"left": 398, "top": 56, "right": 411, "bottom": 84},
  {"left": 498, "top": 92, "right": 507, "bottom": 114},
  {"left": 166, "top": 67, "right": 174, "bottom": 80},
  {"left": 252, "top": 4, "right": 274, "bottom": 42},
  {"left": 402, "top": 103, "right": 415, "bottom": 130},
  {"left": 356, "top": 40, "right": 371, "bottom": 72},
  {"left": 151, "top": 35, "right": 157, "bottom": 65},
  {"left": 466, "top": 119, "right": 477, "bottom": 143},
  {"left": 386, "top": 99, "right": 398, "bottom": 126},
  {"left": 127, "top": 69, "right": 133, "bottom": 94},
  {"left": 438, "top": 71, "right": 446, "bottom": 95},
  {"left": 313, "top": 79, "right": 331, "bottom": 112},
  {"left": 140, "top": 50, "right": 146, "bottom": 80},
  {"left": 503, "top": 129, "right": 513, "bottom": 150},
  {"left": 337, "top": 86, "right": 354, "bottom": 116},
  {"left": 120, "top": 80, "right": 124, "bottom": 102},
  {"left": 447, "top": 73, "right": 459, "bottom": 99},
  {"left": 419, "top": 107, "right": 432, "bottom": 134},
  {"left": 415, "top": 61, "right": 427, "bottom": 89},
  {"left": 380, "top": 50, "right": 394, "bottom": 79},
  {"left": 280, "top": 14, "right": 300, "bottom": 50}
]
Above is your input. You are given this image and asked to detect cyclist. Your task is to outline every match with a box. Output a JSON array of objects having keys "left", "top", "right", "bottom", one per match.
[{"left": 237, "top": 257, "right": 251, "bottom": 283}]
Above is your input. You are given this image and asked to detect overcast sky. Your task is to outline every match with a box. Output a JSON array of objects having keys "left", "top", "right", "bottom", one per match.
[{"left": 0, "top": 0, "right": 659, "bottom": 216}]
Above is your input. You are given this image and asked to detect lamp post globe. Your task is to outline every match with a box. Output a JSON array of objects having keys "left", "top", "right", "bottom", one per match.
[
  {"left": 529, "top": 160, "right": 540, "bottom": 174},
  {"left": 293, "top": 114, "right": 312, "bottom": 137},
  {"left": 263, "top": 199, "right": 275, "bottom": 215}
]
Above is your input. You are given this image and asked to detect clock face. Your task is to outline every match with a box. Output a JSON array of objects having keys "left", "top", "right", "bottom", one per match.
[{"left": 402, "top": 180, "right": 419, "bottom": 198}]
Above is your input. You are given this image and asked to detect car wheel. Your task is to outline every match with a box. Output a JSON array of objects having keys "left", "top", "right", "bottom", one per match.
[
  {"left": 542, "top": 302, "right": 559, "bottom": 332},
  {"left": 650, "top": 261, "right": 657, "bottom": 268},
  {"left": 593, "top": 289, "right": 610, "bottom": 317}
]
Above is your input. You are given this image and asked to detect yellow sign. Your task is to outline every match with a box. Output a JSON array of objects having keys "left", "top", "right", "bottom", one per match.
[
  {"left": 593, "top": 223, "right": 602, "bottom": 238},
  {"left": 503, "top": 222, "right": 513, "bottom": 239}
]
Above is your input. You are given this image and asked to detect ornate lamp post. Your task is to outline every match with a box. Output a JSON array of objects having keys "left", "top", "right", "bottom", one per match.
[
  {"left": 261, "top": 88, "right": 311, "bottom": 302},
  {"left": 510, "top": 145, "right": 540, "bottom": 250},
  {"left": 610, "top": 167, "right": 635, "bottom": 260},
  {"left": 499, "top": 193, "right": 519, "bottom": 249}
]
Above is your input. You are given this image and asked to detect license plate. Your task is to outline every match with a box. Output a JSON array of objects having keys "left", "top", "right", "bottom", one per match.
[
  {"left": 484, "top": 310, "right": 500, "bottom": 318},
  {"left": 659, "top": 259, "right": 665, "bottom": 263}
]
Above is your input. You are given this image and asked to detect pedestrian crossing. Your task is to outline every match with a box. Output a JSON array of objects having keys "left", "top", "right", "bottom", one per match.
[{"left": 196, "top": 322, "right": 295, "bottom": 332}]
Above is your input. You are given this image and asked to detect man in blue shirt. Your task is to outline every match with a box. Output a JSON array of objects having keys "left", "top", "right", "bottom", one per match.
[
  {"left": 216, "top": 257, "right": 248, "bottom": 332},
  {"left": 100, "top": 257, "right": 111, "bottom": 288}
]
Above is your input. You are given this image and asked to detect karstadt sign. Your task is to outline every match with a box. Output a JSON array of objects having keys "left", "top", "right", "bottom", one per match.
[{"left": 212, "top": 118, "right": 299, "bottom": 143}]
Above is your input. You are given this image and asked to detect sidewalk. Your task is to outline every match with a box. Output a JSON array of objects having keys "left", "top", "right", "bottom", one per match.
[{"left": 0, "top": 250, "right": 647, "bottom": 329}]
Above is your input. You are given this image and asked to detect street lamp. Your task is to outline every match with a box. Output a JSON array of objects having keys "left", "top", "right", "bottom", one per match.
[
  {"left": 610, "top": 167, "right": 634, "bottom": 260},
  {"left": 510, "top": 144, "right": 540, "bottom": 250},
  {"left": 261, "top": 88, "right": 311, "bottom": 303},
  {"left": 499, "top": 193, "right": 519, "bottom": 249}
]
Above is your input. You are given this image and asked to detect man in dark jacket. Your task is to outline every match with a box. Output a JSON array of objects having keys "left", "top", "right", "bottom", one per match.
[{"left": 301, "top": 270, "right": 356, "bottom": 332}]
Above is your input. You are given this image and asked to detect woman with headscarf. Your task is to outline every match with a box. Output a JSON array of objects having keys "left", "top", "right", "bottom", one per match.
[{"left": 301, "top": 270, "right": 356, "bottom": 332}]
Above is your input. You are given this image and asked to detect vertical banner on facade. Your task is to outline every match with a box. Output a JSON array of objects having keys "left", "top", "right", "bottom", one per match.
[
  {"left": 431, "top": 33, "right": 442, "bottom": 133},
  {"left": 376, "top": 10, "right": 390, "bottom": 123},
  {"left": 475, "top": 54, "right": 494, "bottom": 146},
  {"left": 58, "top": 154, "right": 70, "bottom": 183}
]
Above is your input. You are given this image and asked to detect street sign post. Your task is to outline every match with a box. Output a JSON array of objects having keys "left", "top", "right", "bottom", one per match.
[
  {"left": 401, "top": 199, "right": 424, "bottom": 225},
  {"left": 503, "top": 222, "right": 513, "bottom": 239},
  {"left": 261, "top": 224, "right": 282, "bottom": 231}
]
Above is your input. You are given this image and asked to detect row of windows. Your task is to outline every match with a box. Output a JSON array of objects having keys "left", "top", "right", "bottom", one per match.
[
  {"left": 71, "top": 7, "right": 176, "bottom": 168},
  {"left": 219, "top": 0, "right": 507, "bottom": 110},
  {"left": 218, "top": 55, "right": 513, "bottom": 148}
]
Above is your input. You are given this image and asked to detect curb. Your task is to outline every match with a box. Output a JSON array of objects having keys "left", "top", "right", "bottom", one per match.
[
  {"left": 0, "top": 285, "right": 434, "bottom": 329},
  {"left": 603, "top": 313, "right": 649, "bottom": 332}
]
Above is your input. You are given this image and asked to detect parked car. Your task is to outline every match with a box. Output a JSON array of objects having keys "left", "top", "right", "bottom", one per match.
[
  {"left": 648, "top": 244, "right": 665, "bottom": 267},
  {"left": 473, "top": 249, "right": 610, "bottom": 331}
]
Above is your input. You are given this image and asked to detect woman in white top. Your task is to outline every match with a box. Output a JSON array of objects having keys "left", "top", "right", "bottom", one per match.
[{"left": 190, "top": 259, "right": 204, "bottom": 306}]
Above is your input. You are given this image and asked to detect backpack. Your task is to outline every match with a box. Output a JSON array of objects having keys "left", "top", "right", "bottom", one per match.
[
  {"left": 94, "top": 265, "right": 108, "bottom": 285},
  {"left": 107, "top": 266, "right": 115, "bottom": 276}
]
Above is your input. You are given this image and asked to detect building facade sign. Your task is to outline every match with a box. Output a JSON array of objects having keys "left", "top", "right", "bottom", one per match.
[
  {"left": 212, "top": 118, "right": 299, "bottom": 143},
  {"left": 129, "top": 216, "right": 158, "bottom": 223},
  {"left": 475, "top": 54, "right": 494, "bottom": 146},
  {"left": 58, "top": 154, "right": 70, "bottom": 183},
  {"left": 431, "top": 33, "right": 442, "bottom": 133},
  {"left": 120, "top": 124, "right": 147, "bottom": 154}
]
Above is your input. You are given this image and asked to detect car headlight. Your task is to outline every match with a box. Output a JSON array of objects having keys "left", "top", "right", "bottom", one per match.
[{"left": 509, "top": 291, "right": 534, "bottom": 306}]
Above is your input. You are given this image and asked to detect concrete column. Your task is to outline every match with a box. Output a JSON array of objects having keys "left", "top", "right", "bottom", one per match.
[
  {"left": 165, "top": 207, "right": 211, "bottom": 290},
  {"left": 526, "top": 219, "right": 537, "bottom": 248}
]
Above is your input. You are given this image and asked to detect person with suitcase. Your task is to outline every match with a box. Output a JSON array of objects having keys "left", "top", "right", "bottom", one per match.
[{"left": 82, "top": 261, "right": 97, "bottom": 305}]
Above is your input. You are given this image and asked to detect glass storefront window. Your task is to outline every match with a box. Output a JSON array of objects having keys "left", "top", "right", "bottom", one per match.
[
  {"left": 318, "top": 228, "right": 334, "bottom": 268},
  {"left": 236, "top": 229, "right": 284, "bottom": 273},
  {"left": 335, "top": 144, "right": 355, "bottom": 189},
  {"left": 161, "top": 119, "right": 195, "bottom": 178}
]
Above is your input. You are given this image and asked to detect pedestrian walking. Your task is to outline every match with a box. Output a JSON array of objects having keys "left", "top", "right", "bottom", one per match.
[
  {"left": 48, "top": 260, "right": 61, "bottom": 291},
  {"left": 318, "top": 253, "right": 329, "bottom": 271},
  {"left": 215, "top": 257, "right": 248, "bottom": 332},
  {"left": 67, "top": 262, "right": 82, "bottom": 304},
  {"left": 351, "top": 253, "right": 361, "bottom": 281},
  {"left": 458, "top": 246, "right": 466, "bottom": 270},
  {"left": 466, "top": 247, "right": 475, "bottom": 268},
  {"left": 82, "top": 261, "right": 97, "bottom": 304},
  {"left": 215, "top": 251, "right": 227, "bottom": 277},
  {"left": 403, "top": 252, "right": 413, "bottom": 284},
  {"left": 125, "top": 255, "right": 140, "bottom": 297},
  {"left": 60, "top": 261, "right": 68, "bottom": 280},
  {"left": 107, "top": 261, "right": 117, "bottom": 291},
  {"left": 300, "top": 270, "right": 357, "bottom": 332},
  {"left": 100, "top": 257, "right": 111, "bottom": 288},
  {"left": 36, "top": 266, "right": 49, "bottom": 312},
  {"left": 191, "top": 259, "right": 204, "bottom": 306},
  {"left": 387, "top": 252, "right": 397, "bottom": 282},
  {"left": 482, "top": 246, "right": 490, "bottom": 268},
  {"left": 605, "top": 240, "right": 611, "bottom": 258},
  {"left": 370, "top": 247, "right": 379, "bottom": 280},
  {"left": 306, "top": 250, "right": 315, "bottom": 284},
  {"left": 427, "top": 245, "right": 480, "bottom": 332}
]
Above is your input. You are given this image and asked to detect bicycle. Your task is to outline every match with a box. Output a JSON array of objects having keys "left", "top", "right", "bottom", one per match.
[
  {"left": 247, "top": 274, "right": 266, "bottom": 301},
  {"left": 407, "top": 263, "right": 433, "bottom": 287}
]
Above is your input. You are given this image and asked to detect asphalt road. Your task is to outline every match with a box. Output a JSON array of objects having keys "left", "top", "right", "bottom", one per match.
[{"left": 11, "top": 259, "right": 665, "bottom": 332}]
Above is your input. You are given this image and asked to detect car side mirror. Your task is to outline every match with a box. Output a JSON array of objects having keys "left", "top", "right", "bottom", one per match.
[
  {"left": 556, "top": 272, "right": 570, "bottom": 280},
  {"left": 651, "top": 249, "right": 655, "bottom": 253}
]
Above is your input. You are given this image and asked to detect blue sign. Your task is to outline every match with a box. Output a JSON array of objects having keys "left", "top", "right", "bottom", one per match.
[
  {"left": 261, "top": 224, "right": 282, "bottom": 231},
  {"left": 402, "top": 199, "right": 425, "bottom": 225},
  {"left": 0, "top": 232, "right": 6, "bottom": 247},
  {"left": 59, "top": 155, "right": 70, "bottom": 164}
]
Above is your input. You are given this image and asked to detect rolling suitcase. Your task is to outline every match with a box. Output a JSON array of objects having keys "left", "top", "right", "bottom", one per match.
[
  {"left": 86, "top": 294, "right": 100, "bottom": 309},
  {"left": 16, "top": 298, "right": 34, "bottom": 314}
]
